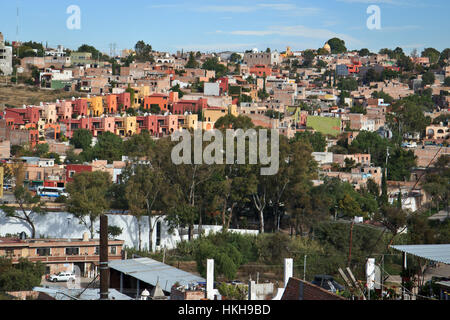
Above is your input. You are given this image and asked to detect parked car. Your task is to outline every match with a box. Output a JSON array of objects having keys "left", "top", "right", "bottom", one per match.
[
  {"left": 312, "top": 275, "right": 345, "bottom": 293},
  {"left": 48, "top": 272, "right": 76, "bottom": 283}
]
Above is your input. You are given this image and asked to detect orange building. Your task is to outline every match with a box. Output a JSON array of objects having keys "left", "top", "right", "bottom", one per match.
[
  {"left": 144, "top": 94, "right": 170, "bottom": 112},
  {"left": 250, "top": 64, "right": 272, "bottom": 77},
  {"left": 104, "top": 94, "right": 118, "bottom": 114}
]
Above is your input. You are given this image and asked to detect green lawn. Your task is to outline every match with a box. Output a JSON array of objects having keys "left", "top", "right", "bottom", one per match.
[{"left": 306, "top": 116, "right": 341, "bottom": 137}]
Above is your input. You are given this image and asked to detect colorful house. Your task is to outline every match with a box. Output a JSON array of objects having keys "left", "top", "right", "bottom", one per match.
[{"left": 87, "top": 96, "right": 104, "bottom": 117}]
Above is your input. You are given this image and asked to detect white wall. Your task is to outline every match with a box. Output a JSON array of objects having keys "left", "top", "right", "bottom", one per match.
[
  {"left": 204, "top": 83, "right": 220, "bottom": 96},
  {"left": 0, "top": 212, "right": 258, "bottom": 252}
]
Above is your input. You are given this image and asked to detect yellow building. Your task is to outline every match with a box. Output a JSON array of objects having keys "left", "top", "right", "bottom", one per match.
[
  {"left": 201, "top": 105, "right": 238, "bottom": 130},
  {"left": 183, "top": 114, "right": 198, "bottom": 130},
  {"left": 87, "top": 96, "right": 104, "bottom": 117},
  {"left": 124, "top": 116, "right": 137, "bottom": 136},
  {"left": 132, "top": 86, "right": 151, "bottom": 108}
]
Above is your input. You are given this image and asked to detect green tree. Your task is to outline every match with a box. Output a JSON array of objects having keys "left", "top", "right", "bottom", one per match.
[
  {"left": 1, "top": 165, "right": 46, "bottom": 238},
  {"left": 77, "top": 44, "right": 108, "bottom": 61},
  {"left": 444, "top": 77, "right": 450, "bottom": 87},
  {"left": 302, "top": 50, "right": 315, "bottom": 67},
  {"left": 202, "top": 57, "right": 228, "bottom": 78},
  {"left": 229, "top": 53, "right": 241, "bottom": 63},
  {"left": 358, "top": 48, "right": 371, "bottom": 57},
  {"left": 422, "top": 72, "right": 435, "bottom": 86},
  {"left": 92, "top": 132, "right": 124, "bottom": 163},
  {"left": 70, "top": 129, "right": 93, "bottom": 150},
  {"left": 338, "top": 78, "right": 358, "bottom": 91},
  {"left": 0, "top": 258, "right": 45, "bottom": 291},
  {"left": 170, "top": 83, "right": 185, "bottom": 99},
  {"left": 217, "top": 283, "right": 248, "bottom": 300},
  {"left": 350, "top": 103, "right": 367, "bottom": 114},
  {"left": 327, "top": 38, "right": 347, "bottom": 54},
  {"left": 438, "top": 48, "right": 450, "bottom": 67},
  {"left": 66, "top": 171, "right": 111, "bottom": 238},
  {"left": 134, "top": 41, "right": 153, "bottom": 63},
  {"left": 293, "top": 131, "right": 327, "bottom": 152},
  {"left": 34, "top": 143, "right": 49, "bottom": 157},
  {"left": 126, "top": 84, "right": 135, "bottom": 107},
  {"left": 372, "top": 91, "right": 394, "bottom": 104},
  {"left": 123, "top": 164, "right": 166, "bottom": 252},
  {"left": 123, "top": 130, "right": 156, "bottom": 158},
  {"left": 185, "top": 52, "right": 199, "bottom": 68},
  {"left": 421, "top": 48, "right": 440, "bottom": 64},
  {"left": 364, "top": 68, "right": 382, "bottom": 84},
  {"left": 339, "top": 194, "right": 364, "bottom": 218}
]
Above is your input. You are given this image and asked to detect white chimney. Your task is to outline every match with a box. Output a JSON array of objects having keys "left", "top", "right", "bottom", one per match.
[
  {"left": 284, "top": 258, "right": 293, "bottom": 288},
  {"left": 206, "top": 259, "right": 214, "bottom": 300}
]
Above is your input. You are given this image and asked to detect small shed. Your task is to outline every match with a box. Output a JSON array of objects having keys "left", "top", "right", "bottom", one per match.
[{"left": 109, "top": 258, "right": 205, "bottom": 299}]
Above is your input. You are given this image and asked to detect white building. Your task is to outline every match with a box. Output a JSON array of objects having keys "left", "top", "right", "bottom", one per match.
[
  {"left": 0, "top": 32, "right": 13, "bottom": 76},
  {"left": 204, "top": 82, "right": 220, "bottom": 96},
  {"left": 312, "top": 152, "right": 333, "bottom": 165}
]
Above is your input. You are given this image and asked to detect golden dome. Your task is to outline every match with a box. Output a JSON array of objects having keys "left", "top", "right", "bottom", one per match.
[{"left": 323, "top": 43, "right": 331, "bottom": 53}]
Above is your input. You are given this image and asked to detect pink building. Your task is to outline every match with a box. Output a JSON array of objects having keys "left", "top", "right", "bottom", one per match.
[
  {"left": 91, "top": 117, "right": 116, "bottom": 136},
  {"left": 56, "top": 100, "right": 73, "bottom": 121},
  {"left": 117, "top": 92, "right": 131, "bottom": 110},
  {"left": 5, "top": 107, "right": 41, "bottom": 126},
  {"left": 72, "top": 98, "right": 88, "bottom": 117}
]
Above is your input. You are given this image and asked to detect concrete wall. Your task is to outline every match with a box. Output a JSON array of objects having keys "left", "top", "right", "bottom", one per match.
[{"left": 0, "top": 212, "right": 259, "bottom": 252}]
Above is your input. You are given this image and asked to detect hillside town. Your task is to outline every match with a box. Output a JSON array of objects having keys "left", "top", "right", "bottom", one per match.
[{"left": 0, "top": 27, "right": 449, "bottom": 303}]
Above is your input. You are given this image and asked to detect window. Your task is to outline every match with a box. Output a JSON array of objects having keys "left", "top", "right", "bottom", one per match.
[
  {"left": 37, "top": 248, "right": 51, "bottom": 256},
  {"left": 95, "top": 246, "right": 99, "bottom": 255},
  {"left": 110, "top": 246, "right": 116, "bottom": 255},
  {"left": 65, "top": 247, "right": 79, "bottom": 256},
  {"left": 5, "top": 248, "right": 14, "bottom": 257}
]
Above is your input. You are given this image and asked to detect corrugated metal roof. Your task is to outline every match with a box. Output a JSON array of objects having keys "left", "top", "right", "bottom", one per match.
[
  {"left": 33, "top": 287, "right": 132, "bottom": 300},
  {"left": 391, "top": 244, "right": 450, "bottom": 265},
  {"left": 108, "top": 258, "right": 206, "bottom": 292}
]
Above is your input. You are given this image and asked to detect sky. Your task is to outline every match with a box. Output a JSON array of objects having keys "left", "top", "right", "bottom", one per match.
[{"left": 0, "top": 0, "right": 449, "bottom": 55}]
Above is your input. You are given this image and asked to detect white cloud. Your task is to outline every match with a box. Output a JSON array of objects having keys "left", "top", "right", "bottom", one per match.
[
  {"left": 194, "top": 6, "right": 255, "bottom": 13},
  {"left": 337, "top": 0, "right": 404, "bottom": 4},
  {"left": 192, "top": 3, "right": 320, "bottom": 16},
  {"left": 173, "top": 43, "right": 256, "bottom": 51}
]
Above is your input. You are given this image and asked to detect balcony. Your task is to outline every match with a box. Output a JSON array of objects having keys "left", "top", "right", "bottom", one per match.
[{"left": 11, "top": 254, "right": 122, "bottom": 264}]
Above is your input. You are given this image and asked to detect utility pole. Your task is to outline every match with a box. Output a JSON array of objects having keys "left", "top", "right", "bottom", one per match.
[
  {"left": 381, "top": 254, "right": 385, "bottom": 300},
  {"left": 385, "top": 146, "right": 390, "bottom": 178},
  {"left": 99, "top": 215, "right": 109, "bottom": 300},
  {"left": 348, "top": 221, "right": 355, "bottom": 268},
  {"left": 303, "top": 255, "right": 307, "bottom": 281}
]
